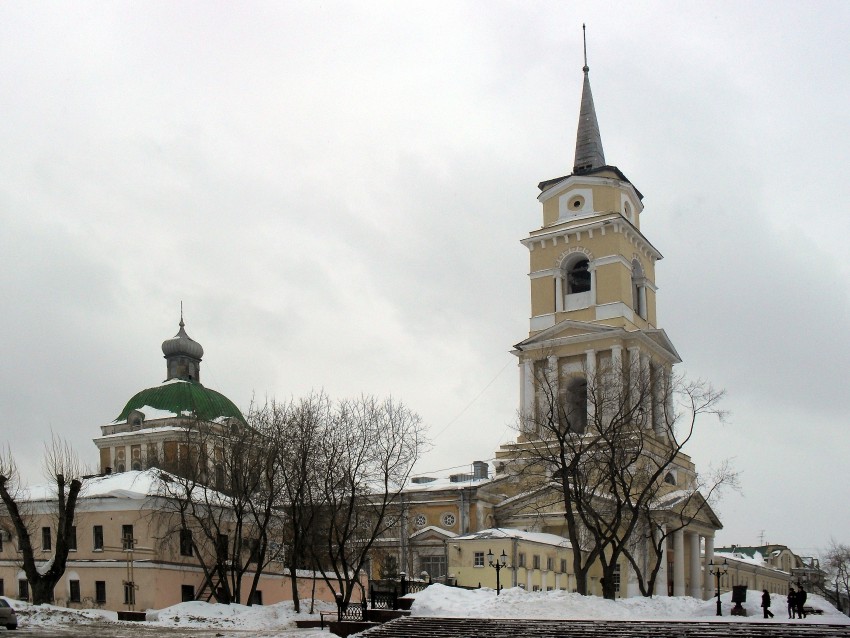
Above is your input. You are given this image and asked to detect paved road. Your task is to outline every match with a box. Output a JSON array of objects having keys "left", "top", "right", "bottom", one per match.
[{"left": 2, "top": 623, "right": 324, "bottom": 637}]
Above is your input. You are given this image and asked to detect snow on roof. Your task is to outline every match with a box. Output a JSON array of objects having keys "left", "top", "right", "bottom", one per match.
[
  {"left": 112, "top": 404, "right": 181, "bottom": 424},
  {"left": 405, "top": 476, "right": 492, "bottom": 492},
  {"left": 454, "top": 527, "right": 572, "bottom": 548},
  {"left": 95, "top": 425, "right": 185, "bottom": 439},
  {"left": 16, "top": 469, "right": 227, "bottom": 504},
  {"left": 714, "top": 549, "right": 767, "bottom": 567}
]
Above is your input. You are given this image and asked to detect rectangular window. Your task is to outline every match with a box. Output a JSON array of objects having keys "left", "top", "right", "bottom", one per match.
[
  {"left": 419, "top": 555, "right": 447, "bottom": 580},
  {"left": 179, "top": 528, "right": 193, "bottom": 557},
  {"left": 518, "top": 553, "right": 525, "bottom": 567},
  {"left": 181, "top": 584, "right": 195, "bottom": 602},
  {"left": 560, "top": 559, "right": 567, "bottom": 573},
  {"left": 250, "top": 590, "right": 263, "bottom": 605},
  {"left": 95, "top": 581, "right": 106, "bottom": 604},
  {"left": 0, "top": 531, "right": 3, "bottom": 552},
  {"left": 0, "top": 578, "right": 4, "bottom": 597},
  {"left": 532, "top": 584, "right": 540, "bottom": 592},
  {"left": 546, "top": 557, "right": 553, "bottom": 571},
  {"left": 124, "top": 582, "right": 135, "bottom": 605},
  {"left": 216, "top": 533, "right": 229, "bottom": 560},
  {"left": 532, "top": 555, "right": 540, "bottom": 570},
  {"left": 18, "top": 579, "right": 29, "bottom": 601},
  {"left": 122, "top": 525, "right": 134, "bottom": 551},
  {"left": 68, "top": 526, "right": 77, "bottom": 551},
  {"left": 473, "top": 551, "right": 484, "bottom": 568},
  {"left": 69, "top": 580, "right": 81, "bottom": 603},
  {"left": 93, "top": 525, "right": 104, "bottom": 551},
  {"left": 42, "top": 526, "right": 52, "bottom": 551}
]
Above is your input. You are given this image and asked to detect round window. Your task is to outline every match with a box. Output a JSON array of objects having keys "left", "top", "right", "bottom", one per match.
[
  {"left": 442, "top": 513, "right": 456, "bottom": 527},
  {"left": 414, "top": 514, "right": 427, "bottom": 528},
  {"left": 569, "top": 196, "right": 585, "bottom": 210}
]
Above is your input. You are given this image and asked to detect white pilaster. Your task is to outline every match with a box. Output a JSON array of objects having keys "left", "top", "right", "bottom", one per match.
[
  {"left": 590, "top": 265, "right": 598, "bottom": 306},
  {"left": 673, "top": 528, "right": 685, "bottom": 596}
]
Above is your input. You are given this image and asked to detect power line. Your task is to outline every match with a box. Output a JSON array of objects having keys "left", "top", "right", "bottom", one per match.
[{"left": 431, "top": 359, "right": 513, "bottom": 440}]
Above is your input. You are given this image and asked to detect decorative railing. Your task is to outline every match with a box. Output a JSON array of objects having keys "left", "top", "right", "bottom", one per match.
[{"left": 335, "top": 595, "right": 367, "bottom": 622}]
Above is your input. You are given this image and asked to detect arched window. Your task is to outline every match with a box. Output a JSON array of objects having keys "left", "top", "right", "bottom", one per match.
[
  {"left": 559, "top": 377, "right": 588, "bottom": 434},
  {"left": 664, "top": 471, "right": 677, "bottom": 486},
  {"left": 567, "top": 259, "right": 591, "bottom": 294}
]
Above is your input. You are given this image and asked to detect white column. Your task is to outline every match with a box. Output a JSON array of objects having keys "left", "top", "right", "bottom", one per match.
[
  {"left": 689, "top": 531, "right": 702, "bottom": 598},
  {"left": 555, "top": 274, "right": 563, "bottom": 312},
  {"left": 654, "top": 524, "right": 667, "bottom": 596},
  {"left": 520, "top": 361, "right": 534, "bottom": 431},
  {"left": 704, "top": 534, "right": 715, "bottom": 600},
  {"left": 585, "top": 349, "right": 596, "bottom": 423},
  {"left": 639, "top": 285, "right": 648, "bottom": 320},
  {"left": 555, "top": 573, "right": 561, "bottom": 590},
  {"left": 640, "top": 353, "right": 652, "bottom": 429},
  {"left": 673, "top": 528, "right": 686, "bottom": 596}
]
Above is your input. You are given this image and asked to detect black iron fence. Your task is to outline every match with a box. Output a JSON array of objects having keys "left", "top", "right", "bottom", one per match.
[{"left": 335, "top": 594, "right": 367, "bottom": 622}]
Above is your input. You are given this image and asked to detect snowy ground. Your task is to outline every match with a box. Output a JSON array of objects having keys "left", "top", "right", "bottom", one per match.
[
  {"left": 409, "top": 584, "right": 850, "bottom": 625},
  {"left": 3, "top": 586, "right": 848, "bottom": 635}
]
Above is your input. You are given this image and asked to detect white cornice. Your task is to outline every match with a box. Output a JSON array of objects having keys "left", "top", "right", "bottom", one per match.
[
  {"left": 537, "top": 174, "right": 644, "bottom": 213},
  {"left": 522, "top": 215, "right": 663, "bottom": 262}
]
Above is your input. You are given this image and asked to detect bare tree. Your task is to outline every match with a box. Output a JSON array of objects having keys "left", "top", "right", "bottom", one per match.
[
  {"left": 250, "top": 393, "right": 328, "bottom": 613},
  {"left": 157, "top": 418, "right": 284, "bottom": 605},
  {"left": 513, "top": 357, "right": 733, "bottom": 598},
  {"left": 0, "top": 435, "right": 85, "bottom": 604},
  {"left": 311, "top": 395, "right": 427, "bottom": 606},
  {"left": 824, "top": 541, "right": 850, "bottom": 613}
]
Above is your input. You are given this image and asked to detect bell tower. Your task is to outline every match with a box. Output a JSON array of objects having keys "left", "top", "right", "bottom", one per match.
[{"left": 513, "top": 31, "right": 681, "bottom": 430}]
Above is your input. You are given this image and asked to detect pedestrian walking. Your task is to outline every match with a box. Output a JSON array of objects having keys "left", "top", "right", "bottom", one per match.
[
  {"left": 761, "top": 589, "right": 774, "bottom": 619},
  {"left": 797, "top": 586, "right": 808, "bottom": 619},
  {"left": 787, "top": 587, "right": 796, "bottom": 619}
]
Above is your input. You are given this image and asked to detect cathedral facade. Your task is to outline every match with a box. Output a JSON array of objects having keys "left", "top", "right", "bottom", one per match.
[{"left": 378, "top": 51, "right": 724, "bottom": 599}]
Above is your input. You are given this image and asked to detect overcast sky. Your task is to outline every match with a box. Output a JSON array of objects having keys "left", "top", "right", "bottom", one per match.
[{"left": 2, "top": 1, "right": 848, "bottom": 557}]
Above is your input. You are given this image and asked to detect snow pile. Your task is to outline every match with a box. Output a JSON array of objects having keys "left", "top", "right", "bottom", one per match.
[
  {"left": 3, "top": 598, "right": 116, "bottom": 626},
  {"left": 147, "top": 599, "right": 331, "bottom": 630},
  {"left": 408, "top": 584, "right": 850, "bottom": 624}
]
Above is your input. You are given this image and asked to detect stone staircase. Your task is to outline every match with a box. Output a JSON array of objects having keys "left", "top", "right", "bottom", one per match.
[{"left": 357, "top": 617, "right": 850, "bottom": 638}]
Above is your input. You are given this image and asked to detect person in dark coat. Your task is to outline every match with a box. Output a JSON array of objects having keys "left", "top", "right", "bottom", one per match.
[
  {"left": 761, "top": 589, "right": 774, "bottom": 618},
  {"left": 797, "top": 586, "right": 808, "bottom": 619},
  {"left": 787, "top": 587, "right": 797, "bottom": 619}
]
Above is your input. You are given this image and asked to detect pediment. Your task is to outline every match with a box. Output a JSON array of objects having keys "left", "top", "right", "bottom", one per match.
[
  {"left": 515, "top": 319, "right": 618, "bottom": 350},
  {"left": 410, "top": 526, "right": 458, "bottom": 542},
  {"left": 653, "top": 489, "right": 723, "bottom": 530}
]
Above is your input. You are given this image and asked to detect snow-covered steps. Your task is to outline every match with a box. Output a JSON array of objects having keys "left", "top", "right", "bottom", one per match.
[{"left": 358, "top": 617, "right": 850, "bottom": 638}]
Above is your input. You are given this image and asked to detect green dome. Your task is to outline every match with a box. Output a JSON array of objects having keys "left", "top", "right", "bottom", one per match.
[{"left": 113, "top": 379, "right": 246, "bottom": 425}]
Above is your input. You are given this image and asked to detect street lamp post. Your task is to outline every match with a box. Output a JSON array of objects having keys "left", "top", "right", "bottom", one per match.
[
  {"left": 709, "top": 559, "right": 728, "bottom": 616},
  {"left": 487, "top": 549, "right": 508, "bottom": 595}
]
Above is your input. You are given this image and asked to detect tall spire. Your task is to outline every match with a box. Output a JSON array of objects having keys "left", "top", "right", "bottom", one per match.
[{"left": 573, "top": 24, "right": 606, "bottom": 174}]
